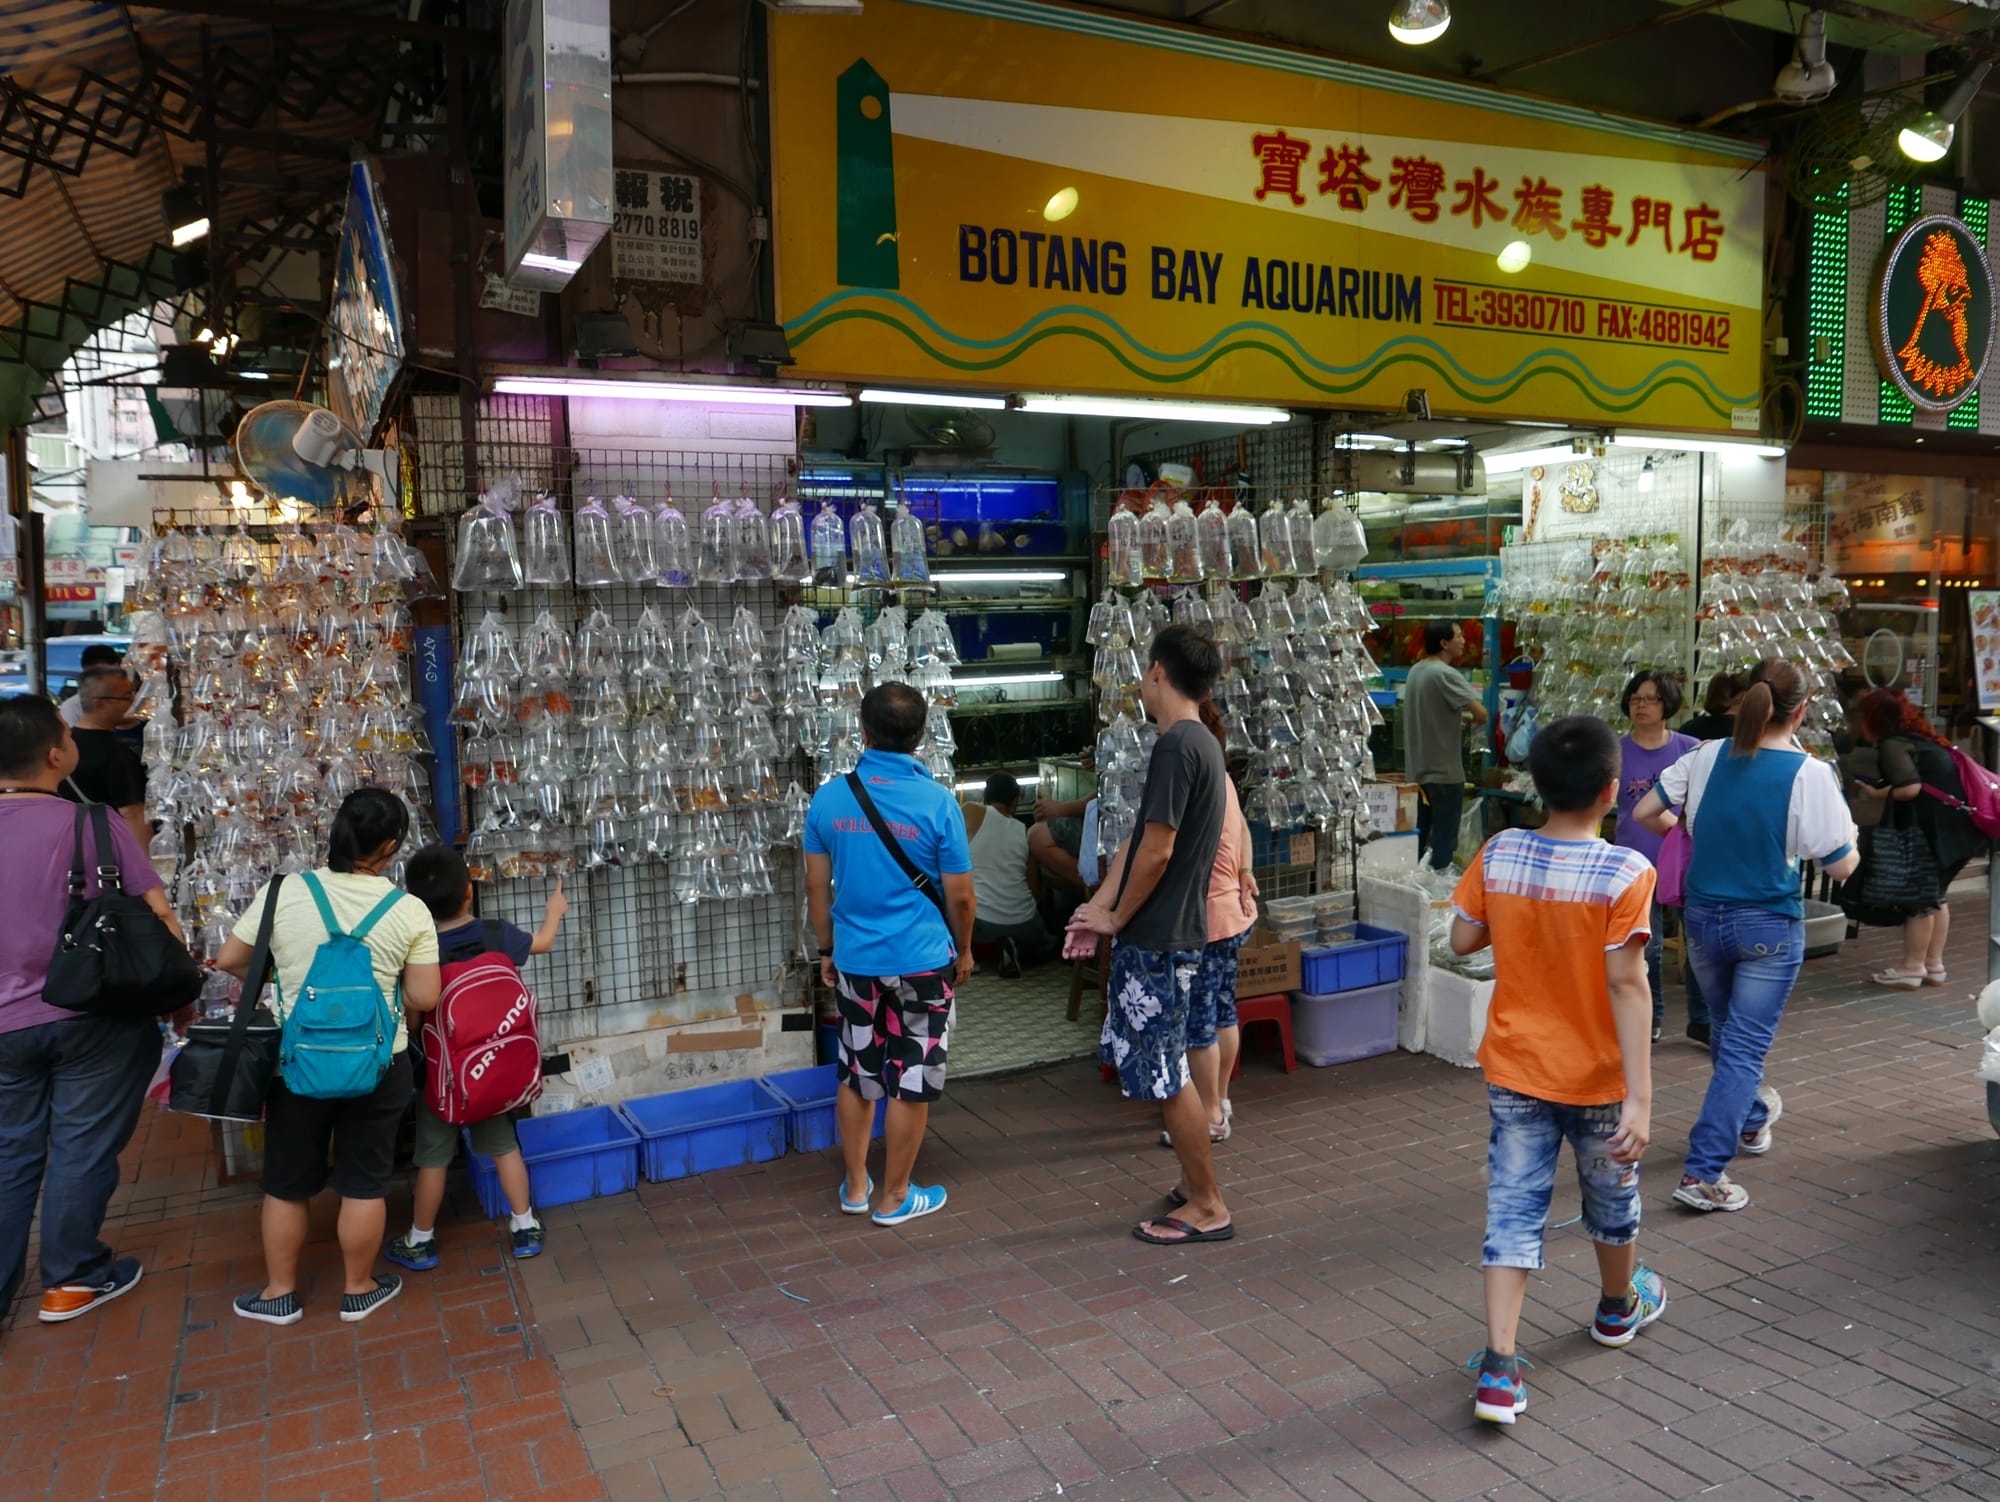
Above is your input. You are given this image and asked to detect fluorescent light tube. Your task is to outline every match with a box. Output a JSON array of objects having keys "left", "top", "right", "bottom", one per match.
[
  {"left": 1479, "top": 445, "right": 1588, "bottom": 475},
  {"left": 860, "top": 388, "right": 1008, "bottom": 410},
  {"left": 948, "top": 670, "right": 1066, "bottom": 688},
  {"left": 1608, "top": 434, "right": 1786, "bottom": 457},
  {"left": 171, "top": 217, "right": 210, "bottom": 247},
  {"left": 519, "top": 252, "right": 584, "bottom": 275},
  {"left": 1015, "top": 394, "right": 1291, "bottom": 425},
  {"left": 493, "top": 375, "right": 853, "bottom": 408},
  {"left": 955, "top": 774, "right": 1043, "bottom": 792},
  {"left": 930, "top": 570, "right": 1068, "bottom": 584}
]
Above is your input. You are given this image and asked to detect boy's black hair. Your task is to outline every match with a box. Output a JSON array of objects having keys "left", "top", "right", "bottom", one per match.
[
  {"left": 860, "top": 683, "right": 926, "bottom": 755},
  {"left": 984, "top": 772, "right": 1021, "bottom": 808},
  {"left": 1619, "top": 669, "right": 1683, "bottom": 719},
  {"left": 1147, "top": 623, "right": 1221, "bottom": 701},
  {"left": 405, "top": 843, "right": 474, "bottom": 920},
  {"left": 1527, "top": 714, "right": 1622, "bottom": 813},
  {"left": 1422, "top": 619, "right": 1460, "bottom": 655},
  {"left": 326, "top": 787, "right": 410, "bottom": 873},
  {"left": 0, "top": 694, "right": 64, "bottom": 778}
]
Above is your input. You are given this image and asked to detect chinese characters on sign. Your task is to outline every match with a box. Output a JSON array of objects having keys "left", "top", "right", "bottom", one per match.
[
  {"left": 1251, "top": 133, "right": 1726, "bottom": 261},
  {"left": 611, "top": 168, "right": 704, "bottom": 285}
]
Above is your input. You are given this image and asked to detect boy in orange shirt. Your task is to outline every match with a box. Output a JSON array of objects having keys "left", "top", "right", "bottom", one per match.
[{"left": 1450, "top": 715, "right": 1662, "bottom": 1426}]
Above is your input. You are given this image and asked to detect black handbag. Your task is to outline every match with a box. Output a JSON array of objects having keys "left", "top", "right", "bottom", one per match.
[
  {"left": 168, "top": 876, "right": 284, "bottom": 1123},
  {"left": 1859, "top": 806, "right": 1935, "bottom": 913},
  {"left": 47, "top": 803, "right": 203, "bottom": 1020}
]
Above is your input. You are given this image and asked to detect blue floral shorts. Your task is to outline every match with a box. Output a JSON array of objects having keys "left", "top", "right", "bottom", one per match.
[
  {"left": 1099, "top": 942, "right": 1201, "bottom": 1101},
  {"left": 1186, "top": 932, "right": 1246, "bottom": 1051}
]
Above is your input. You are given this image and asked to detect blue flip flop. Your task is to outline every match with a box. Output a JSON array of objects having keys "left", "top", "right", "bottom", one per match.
[
  {"left": 871, "top": 1184, "right": 948, "bottom": 1227},
  {"left": 839, "top": 1175, "right": 874, "bottom": 1215}
]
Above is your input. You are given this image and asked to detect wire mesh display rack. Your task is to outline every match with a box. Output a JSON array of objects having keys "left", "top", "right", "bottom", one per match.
[{"left": 407, "top": 396, "right": 814, "bottom": 1041}]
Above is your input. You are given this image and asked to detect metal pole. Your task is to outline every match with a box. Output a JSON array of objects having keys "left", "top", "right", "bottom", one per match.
[
  {"left": 1984, "top": 717, "right": 2000, "bottom": 987},
  {"left": 4, "top": 427, "right": 42, "bottom": 694}
]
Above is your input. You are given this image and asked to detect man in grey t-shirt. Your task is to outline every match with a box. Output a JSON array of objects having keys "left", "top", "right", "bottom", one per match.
[
  {"left": 1404, "top": 620, "right": 1488, "bottom": 872},
  {"left": 1069, "top": 624, "right": 1232, "bottom": 1247}
]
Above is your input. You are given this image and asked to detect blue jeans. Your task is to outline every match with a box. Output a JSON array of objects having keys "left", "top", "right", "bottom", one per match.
[
  {"left": 0, "top": 1015, "right": 160, "bottom": 1308},
  {"left": 1483, "top": 1086, "right": 1640, "bottom": 1270},
  {"left": 1682, "top": 904, "right": 1803, "bottom": 1181}
]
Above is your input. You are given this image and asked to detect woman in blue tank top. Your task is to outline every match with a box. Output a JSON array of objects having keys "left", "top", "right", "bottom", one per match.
[{"left": 1636, "top": 659, "right": 1858, "bottom": 1215}]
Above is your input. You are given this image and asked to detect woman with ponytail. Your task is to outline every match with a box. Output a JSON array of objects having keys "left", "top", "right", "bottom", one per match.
[
  {"left": 1636, "top": 659, "right": 1858, "bottom": 1214},
  {"left": 1854, "top": 687, "right": 1981, "bottom": 988}
]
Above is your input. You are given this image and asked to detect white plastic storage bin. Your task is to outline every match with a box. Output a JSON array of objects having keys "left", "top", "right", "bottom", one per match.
[{"left": 1292, "top": 981, "right": 1401, "bottom": 1066}]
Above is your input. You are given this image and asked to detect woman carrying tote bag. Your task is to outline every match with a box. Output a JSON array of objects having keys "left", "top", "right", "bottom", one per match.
[
  {"left": 214, "top": 789, "right": 441, "bottom": 1328},
  {"left": 1636, "top": 659, "right": 1859, "bottom": 1216}
]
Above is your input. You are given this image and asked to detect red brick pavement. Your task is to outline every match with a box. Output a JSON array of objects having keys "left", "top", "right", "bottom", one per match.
[{"left": 6, "top": 921, "right": 2000, "bottom": 1501}]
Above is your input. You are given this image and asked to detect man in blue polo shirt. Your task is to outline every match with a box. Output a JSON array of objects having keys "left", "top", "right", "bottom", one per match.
[{"left": 804, "top": 683, "right": 975, "bottom": 1230}]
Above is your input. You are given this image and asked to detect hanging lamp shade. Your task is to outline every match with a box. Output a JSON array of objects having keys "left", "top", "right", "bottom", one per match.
[{"left": 1388, "top": 0, "right": 1450, "bottom": 45}]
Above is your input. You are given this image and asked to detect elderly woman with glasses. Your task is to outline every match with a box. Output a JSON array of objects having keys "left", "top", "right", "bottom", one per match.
[{"left": 1614, "top": 671, "right": 1699, "bottom": 1043}]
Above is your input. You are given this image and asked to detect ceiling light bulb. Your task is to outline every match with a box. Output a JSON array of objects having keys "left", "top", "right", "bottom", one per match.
[
  {"left": 1387, "top": 0, "right": 1450, "bottom": 44},
  {"left": 1898, "top": 112, "right": 1955, "bottom": 163},
  {"left": 1496, "top": 240, "right": 1532, "bottom": 274},
  {"left": 1043, "top": 187, "right": 1079, "bottom": 222}
]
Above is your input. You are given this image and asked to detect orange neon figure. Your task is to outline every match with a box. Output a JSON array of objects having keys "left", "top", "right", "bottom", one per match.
[{"left": 1896, "top": 229, "right": 1979, "bottom": 401}]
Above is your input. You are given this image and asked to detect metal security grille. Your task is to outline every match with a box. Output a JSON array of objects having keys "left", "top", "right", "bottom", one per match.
[{"left": 405, "top": 398, "right": 810, "bottom": 1042}]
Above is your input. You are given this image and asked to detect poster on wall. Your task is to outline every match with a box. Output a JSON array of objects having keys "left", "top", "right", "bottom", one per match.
[
  {"left": 769, "top": 0, "right": 1767, "bottom": 433},
  {"left": 1969, "top": 592, "right": 2000, "bottom": 710},
  {"left": 1821, "top": 472, "right": 1936, "bottom": 573},
  {"left": 611, "top": 167, "right": 703, "bottom": 285}
]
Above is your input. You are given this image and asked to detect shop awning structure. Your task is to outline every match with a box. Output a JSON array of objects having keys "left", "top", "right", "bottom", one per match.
[{"left": 0, "top": 0, "right": 497, "bottom": 430}]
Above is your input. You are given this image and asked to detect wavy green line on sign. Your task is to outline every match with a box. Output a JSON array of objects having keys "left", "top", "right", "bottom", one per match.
[
  {"left": 787, "top": 307, "right": 1737, "bottom": 417},
  {"left": 782, "top": 288, "right": 1755, "bottom": 407}
]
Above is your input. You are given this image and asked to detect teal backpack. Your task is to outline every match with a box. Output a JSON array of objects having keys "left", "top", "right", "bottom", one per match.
[{"left": 279, "top": 873, "right": 404, "bottom": 1100}]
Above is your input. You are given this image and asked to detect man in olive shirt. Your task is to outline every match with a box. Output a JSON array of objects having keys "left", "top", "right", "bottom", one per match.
[{"left": 1404, "top": 621, "right": 1488, "bottom": 873}]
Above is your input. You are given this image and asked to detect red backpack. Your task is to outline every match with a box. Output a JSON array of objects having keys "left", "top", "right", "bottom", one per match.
[
  {"left": 1924, "top": 743, "right": 2000, "bottom": 842},
  {"left": 422, "top": 927, "right": 543, "bottom": 1126}
]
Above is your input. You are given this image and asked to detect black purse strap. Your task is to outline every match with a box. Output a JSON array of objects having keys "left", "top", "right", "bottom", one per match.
[
  {"left": 209, "top": 875, "right": 285, "bottom": 1115},
  {"left": 88, "top": 803, "right": 122, "bottom": 894},
  {"left": 66, "top": 802, "right": 87, "bottom": 896},
  {"left": 844, "top": 771, "right": 948, "bottom": 921}
]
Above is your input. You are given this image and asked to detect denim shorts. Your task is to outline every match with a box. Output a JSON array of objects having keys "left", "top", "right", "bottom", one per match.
[
  {"left": 1483, "top": 1084, "right": 1640, "bottom": 1270},
  {"left": 1099, "top": 942, "right": 1200, "bottom": 1101},
  {"left": 1186, "top": 932, "right": 1246, "bottom": 1050}
]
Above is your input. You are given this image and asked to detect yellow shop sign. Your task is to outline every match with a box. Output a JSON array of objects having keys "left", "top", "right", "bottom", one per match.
[{"left": 771, "top": 0, "right": 1768, "bottom": 433}]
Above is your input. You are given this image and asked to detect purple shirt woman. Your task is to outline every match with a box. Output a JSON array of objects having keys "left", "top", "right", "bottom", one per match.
[{"left": 1615, "top": 671, "right": 1699, "bottom": 1038}]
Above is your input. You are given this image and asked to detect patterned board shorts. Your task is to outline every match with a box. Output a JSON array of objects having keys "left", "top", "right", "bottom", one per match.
[
  {"left": 1099, "top": 942, "right": 1202, "bottom": 1102},
  {"left": 1186, "top": 932, "right": 1247, "bottom": 1051},
  {"left": 836, "top": 964, "right": 955, "bottom": 1104}
]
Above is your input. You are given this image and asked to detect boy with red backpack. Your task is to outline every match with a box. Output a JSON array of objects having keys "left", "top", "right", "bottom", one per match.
[{"left": 387, "top": 847, "right": 566, "bottom": 1265}]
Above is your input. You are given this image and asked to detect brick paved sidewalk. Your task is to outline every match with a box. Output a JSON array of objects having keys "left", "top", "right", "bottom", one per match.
[{"left": 6, "top": 921, "right": 1999, "bottom": 1502}]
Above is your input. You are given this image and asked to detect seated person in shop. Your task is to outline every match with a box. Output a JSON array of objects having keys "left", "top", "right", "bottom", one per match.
[{"left": 965, "top": 773, "right": 1061, "bottom": 976}]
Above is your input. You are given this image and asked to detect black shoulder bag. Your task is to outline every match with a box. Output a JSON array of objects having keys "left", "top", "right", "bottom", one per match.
[
  {"left": 169, "top": 876, "right": 285, "bottom": 1122},
  {"left": 47, "top": 803, "right": 203, "bottom": 1020},
  {"left": 845, "top": 772, "right": 950, "bottom": 921}
]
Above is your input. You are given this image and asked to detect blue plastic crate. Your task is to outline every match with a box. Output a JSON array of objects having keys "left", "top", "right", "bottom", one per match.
[
  {"left": 617, "top": 1081, "right": 789, "bottom": 1183},
  {"left": 465, "top": 1105, "right": 639, "bottom": 1218},
  {"left": 1299, "top": 923, "right": 1408, "bottom": 995},
  {"left": 760, "top": 1064, "right": 887, "bottom": 1152}
]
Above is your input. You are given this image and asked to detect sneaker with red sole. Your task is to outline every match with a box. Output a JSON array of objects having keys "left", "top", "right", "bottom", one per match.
[
  {"left": 39, "top": 1257, "right": 143, "bottom": 1323},
  {"left": 1469, "top": 1350, "right": 1529, "bottom": 1425}
]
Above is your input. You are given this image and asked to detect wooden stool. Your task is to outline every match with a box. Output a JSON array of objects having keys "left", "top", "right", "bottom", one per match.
[{"left": 1232, "top": 992, "right": 1297, "bottom": 1075}]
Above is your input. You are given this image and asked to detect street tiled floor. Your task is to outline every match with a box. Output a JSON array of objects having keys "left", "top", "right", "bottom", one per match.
[{"left": 5, "top": 917, "right": 1998, "bottom": 1501}]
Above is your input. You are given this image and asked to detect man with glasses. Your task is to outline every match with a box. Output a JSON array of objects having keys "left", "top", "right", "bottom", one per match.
[{"left": 60, "top": 666, "right": 150, "bottom": 850}]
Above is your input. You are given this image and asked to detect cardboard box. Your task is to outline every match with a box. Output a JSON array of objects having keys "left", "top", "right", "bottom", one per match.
[{"left": 1236, "top": 930, "right": 1302, "bottom": 997}]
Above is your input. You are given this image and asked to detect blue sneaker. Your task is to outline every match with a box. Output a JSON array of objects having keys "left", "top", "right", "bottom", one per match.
[
  {"left": 383, "top": 1234, "right": 440, "bottom": 1272},
  {"left": 1469, "top": 1351, "right": 1528, "bottom": 1425},
  {"left": 871, "top": 1184, "right": 947, "bottom": 1227},
  {"left": 510, "top": 1220, "right": 545, "bottom": 1259},
  {"left": 1592, "top": 1265, "right": 1668, "bottom": 1348}
]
